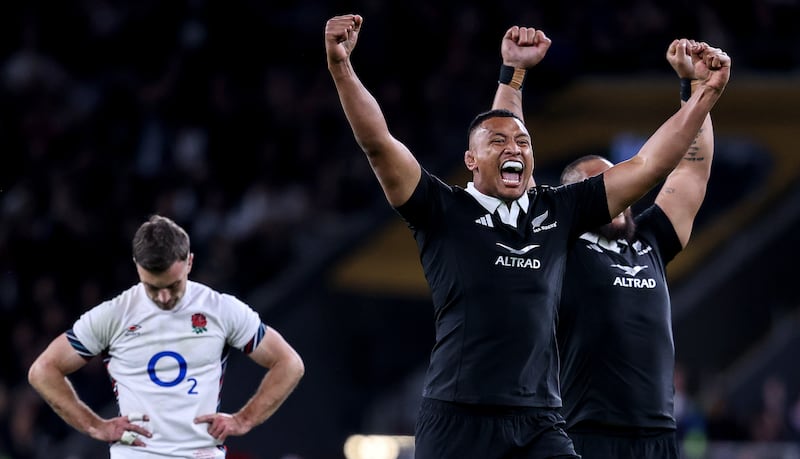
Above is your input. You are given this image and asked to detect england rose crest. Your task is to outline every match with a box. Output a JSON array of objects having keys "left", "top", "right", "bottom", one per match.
[{"left": 191, "top": 313, "right": 208, "bottom": 334}]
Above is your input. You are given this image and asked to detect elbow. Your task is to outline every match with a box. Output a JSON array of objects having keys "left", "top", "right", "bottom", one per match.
[
  {"left": 356, "top": 133, "right": 396, "bottom": 159},
  {"left": 361, "top": 145, "right": 382, "bottom": 161},
  {"left": 28, "top": 357, "right": 46, "bottom": 390},
  {"left": 290, "top": 352, "right": 305, "bottom": 384}
]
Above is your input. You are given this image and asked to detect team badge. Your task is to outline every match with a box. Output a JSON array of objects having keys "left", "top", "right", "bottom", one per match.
[
  {"left": 191, "top": 313, "right": 208, "bottom": 334},
  {"left": 124, "top": 324, "right": 142, "bottom": 337}
]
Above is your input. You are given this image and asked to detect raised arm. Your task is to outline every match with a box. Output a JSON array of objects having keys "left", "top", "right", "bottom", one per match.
[
  {"left": 325, "top": 14, "right": 421, "bottom": 207},
  {"left": 28, "top": 334, "right": 153, "bottom": 446},
  {"left": 195, "top": 326, "right": 304, "bottom": 442},
  {"left": 602, "top": 45, "right": 729, "bottom": 219},
  {"left": 491, "top": 26, "right": 552, "bottom": 119},
  {"left": 656, "top": 39, "right": 715, "bottom": 248}
]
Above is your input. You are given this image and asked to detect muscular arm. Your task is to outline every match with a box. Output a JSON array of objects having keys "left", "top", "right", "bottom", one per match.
[
  {"left": 655, "top": 39, "right": 715, "bottom": 248},
  {"left": 492, "top": 82, "right": 524, "bottom": 120},
  {"left": 232, "top": 327, "right": 305, "bottom": 429},
  {"left": 28, "top": 334, "right": 152, "bottom": 445},
  {"left": 326, "top": 14, "right": 421, "bottom": 207},
  {"left": 656, "top": 109, "right": 713, "bottom": 248},
  {"left": 196, "top": 326, "right": 304, "bottom": 442},
  {"left": 28, "top": 334, "right": 100, "bottom": 434},
  {"left": 603, "top": 47, "right": 729, "bottom": 219}
]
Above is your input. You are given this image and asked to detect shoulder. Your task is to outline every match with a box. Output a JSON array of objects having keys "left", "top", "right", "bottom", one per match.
[
  {"left": 396, "top": 168, "right": 463, "bottom": 225},
  {"left": 634, "top": 205, "right": 673, "bottom": 236},
  {"left": 414, "top": 168, "right": 463, "bottom": 193},
  {"left": 529, "top": 179, "right": 591, "bottom": 198},
  {"left": 72, "top": 284, "right": 143, "bottom": 349},
  {"left": 634, "top": 205, "right": 681, "bottom": 256},
  {"left": 528, "top": 183, "right": 576, "bottom": 205},
  {"left": 528, "top": 184, "right": 556, "bottom": 196},
  {"left": 186, "top": 281, "right": 249, "bottom": 308},
  {"left": 86, "top": 284, "right": 143, "bottom": 316}
]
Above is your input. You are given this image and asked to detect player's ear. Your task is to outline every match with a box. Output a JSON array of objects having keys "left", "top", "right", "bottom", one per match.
[
  {"left": 465, "top": 149, "right": 477, "bottom": 171},
  {"left": 187, "top": 253, "right": 194, "bottom": 273}
]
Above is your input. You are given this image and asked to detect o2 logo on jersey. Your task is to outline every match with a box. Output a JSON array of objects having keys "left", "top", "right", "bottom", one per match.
[{"left": 147, "top": 351, "right": 199, "bottom": 394}]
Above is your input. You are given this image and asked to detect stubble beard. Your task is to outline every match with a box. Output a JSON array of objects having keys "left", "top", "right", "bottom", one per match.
[{"left": 597, "top": 208, "right": 636, "bottom": 243}]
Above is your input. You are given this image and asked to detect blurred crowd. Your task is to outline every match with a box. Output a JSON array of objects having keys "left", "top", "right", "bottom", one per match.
[
  {"left": 673, "top": 364, "right": 800, "bottom": 458},
  {"left": 1, "top": 1, "right": 799, "bottom": 457}
]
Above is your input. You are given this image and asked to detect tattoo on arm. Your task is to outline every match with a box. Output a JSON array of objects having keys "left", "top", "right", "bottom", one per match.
[
  {"left": 663, "top": 187, "right": 676, "bottom": 194},
  {"left": 683, "top": 127, "right": 705, "bottom": 162}
]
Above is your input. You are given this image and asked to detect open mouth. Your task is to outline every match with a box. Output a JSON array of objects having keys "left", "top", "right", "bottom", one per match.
[{"left": 501, "top": 160, "right": 524, "bottom": 186}]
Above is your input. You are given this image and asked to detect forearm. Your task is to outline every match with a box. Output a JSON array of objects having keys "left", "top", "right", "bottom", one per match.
[
  {"left": 638, "top": 84, "right": 719, "bottom": 177},
  {"left": 492, "top": 83, "right": 524, "bottom": 119},
  {"left": 605, "top": 84, "right": 721, "bottom": 216},
  {"left": 328, "top": 61, "right": 393, "bottom": 155},
  {"left": 29, "top": 366, "right": 104, "bottom": 437},
  {"left": 668, "top": 112, "right": 714, "bottom": 186},
  {"left": 656, "top": 109, "right": 714, "bottom": 246},
  {"left": 492, "top": 62, "right": 529, "bottom": 119},
  {"left": 659, "top": 76, "right": 714, "bottom": 183},
  {"left": 676, "top": 81, "right": 715, "bottom": 180},
  {"left": 234, "top": 354, "right": 304, "bottom": 429}
]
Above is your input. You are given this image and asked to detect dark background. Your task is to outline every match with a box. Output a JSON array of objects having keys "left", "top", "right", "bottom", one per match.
[{"left": 1, "top": 1, "right": 799, "bottom": 458}]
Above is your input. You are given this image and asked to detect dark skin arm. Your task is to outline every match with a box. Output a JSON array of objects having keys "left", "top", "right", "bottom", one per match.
[
  {"left": 325, "top": 14, "right": 422, "bottom": 207},
  {"left": 491, "top": 27, "right": 730, "bottom": 219},
  {"left": 657, "top": 38, "right": 715, "bottom": 248}
]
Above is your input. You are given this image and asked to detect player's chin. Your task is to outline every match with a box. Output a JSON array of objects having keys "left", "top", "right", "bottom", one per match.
[
  {"left": 600, "top": 215, "right": 635, "bottom": 241},
  {"left": 499, "top": 181, "right": 526, "bottom": 198}
]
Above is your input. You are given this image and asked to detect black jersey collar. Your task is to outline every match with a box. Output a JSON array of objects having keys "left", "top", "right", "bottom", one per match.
[{"left": 465, "top": 182, "right": 529, "bottom": 228}]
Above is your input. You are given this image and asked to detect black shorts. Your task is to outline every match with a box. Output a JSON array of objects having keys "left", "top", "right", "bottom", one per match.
[
  {"left": 414, "top": 398, "right": 580, "bottom": 459},
  {"left": 568, "top": 424, "right": 678, "bottom": 459}
]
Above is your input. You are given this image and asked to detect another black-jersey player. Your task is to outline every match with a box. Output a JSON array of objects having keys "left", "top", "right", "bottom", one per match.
[{"left": 554, "top": 39, "right": 717, "bottom": 459}]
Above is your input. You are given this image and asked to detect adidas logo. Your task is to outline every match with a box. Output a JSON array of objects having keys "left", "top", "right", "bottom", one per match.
[{"left": 475, "top": 214, "right": 494, "bottom": 228}]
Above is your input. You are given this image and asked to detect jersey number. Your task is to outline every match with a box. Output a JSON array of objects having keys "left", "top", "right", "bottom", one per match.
[{"left": 147, "top": 351, "right": 198, "bottom": 394}]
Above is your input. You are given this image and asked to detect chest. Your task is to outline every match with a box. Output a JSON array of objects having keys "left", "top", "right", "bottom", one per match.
[
  {"left": 108, "top": 311, "right": 227, "bottom": 371},
  {"left": 573, "top": 239, "right": 666, "bottom": 292}
]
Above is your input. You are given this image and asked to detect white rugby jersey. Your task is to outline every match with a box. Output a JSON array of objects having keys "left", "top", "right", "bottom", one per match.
[{"left": 68, "top": 280, "right": 265, "bottom": 458}]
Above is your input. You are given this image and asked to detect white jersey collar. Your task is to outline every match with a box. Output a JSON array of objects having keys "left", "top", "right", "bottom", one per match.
[{"left": 466, "top": 182, "right": 529, "bottom": 228}]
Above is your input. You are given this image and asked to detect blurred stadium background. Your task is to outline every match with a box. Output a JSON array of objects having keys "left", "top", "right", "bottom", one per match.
[{"left": 1, "top": 1, "right": 799, "bottom": 458}]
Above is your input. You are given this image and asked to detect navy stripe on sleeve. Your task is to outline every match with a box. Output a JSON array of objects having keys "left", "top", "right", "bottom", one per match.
[
  {"left": 243, "top": 323, "right": 266, "bottom": 354},
  {"left": 66, "top": 329, "right": 95, "bottom": 360}
]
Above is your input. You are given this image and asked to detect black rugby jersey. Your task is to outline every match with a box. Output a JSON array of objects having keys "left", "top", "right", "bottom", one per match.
[
  {"left": 558, "top": 205, "right": 682, "bottom": 430},
  {"left": 395, "top": 169, "right": 609, "bottom": 407}
]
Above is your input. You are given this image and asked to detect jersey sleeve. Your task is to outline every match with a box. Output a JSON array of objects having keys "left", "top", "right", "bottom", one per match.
[
  {"left": 219, "top": 294, "right": 264, "bottom": 353},
  {"left": 70, "top": 300, "right": 121, "bottom": 357},
  {"left": 636, "top": 204, "right": 683, "bottom": 263},
  {"left": 393, "top": 168, "right": 450, "bottom": 230},
  {"left": 553, "top": 174, "right": 611, "bottom": 239}
]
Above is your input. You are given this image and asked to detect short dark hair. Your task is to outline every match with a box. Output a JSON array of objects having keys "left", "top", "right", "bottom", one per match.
[
  {"left": 560, "top": 154, "right": 609, "bottom": 185},
  {"left": 467, "top": 109, "right": 523, "bottom": 138},
  {"left": 132, "top": 215, "right": 190, "bottom": 273}
]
